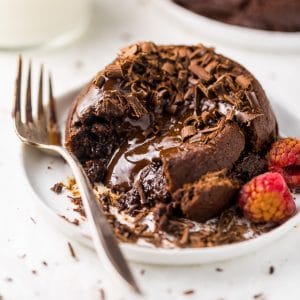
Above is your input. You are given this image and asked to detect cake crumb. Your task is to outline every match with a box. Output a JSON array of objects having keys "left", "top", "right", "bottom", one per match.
[
  {"left": 183, "top": 289, "right": 194, "bottom": 295},
  {"left": 60, "top": 215, "right": 80, "bottom": 226},
  {"left": 51, "top": 182, "right": 64, "bottom": 194},
  {"left": 67, "top": 242, "right": 77, "bottom": 260},
  {"left": 269, "top": 266, "right": 275, "bottom": 275},
  {"left": 31, "top": 270, "right": 37, "bottom": 275},
  {"left": 215, "top": 267, "right": 223, "bottom": 272},
  {"left": 99, "top": 288, "right": 106, "bottom": 300},
  {"left": 42, "top": 261, "right": 48, "bottom": 267}
]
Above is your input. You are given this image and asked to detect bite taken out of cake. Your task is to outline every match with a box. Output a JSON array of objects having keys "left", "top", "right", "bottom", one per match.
[{"left": 65, "top": 42, "right": 279, "bottom": 228}]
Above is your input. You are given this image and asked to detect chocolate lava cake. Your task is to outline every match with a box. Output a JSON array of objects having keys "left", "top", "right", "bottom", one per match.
[
  {"left": 65, "top": 42, "right": 277, "bottom": 225},
  {"left": 173, "top": 0, "right": 300, "bottom": 32}
]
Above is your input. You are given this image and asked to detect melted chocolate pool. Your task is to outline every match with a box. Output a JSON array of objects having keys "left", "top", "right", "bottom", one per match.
[{"left": 105, "top": 113, "right": 188, "bottom": 191}]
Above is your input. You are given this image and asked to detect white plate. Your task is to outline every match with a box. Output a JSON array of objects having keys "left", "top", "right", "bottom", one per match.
[
  {"left": 154, "top": 0, "right": 300, "bottom": 52},
  {"left": 21, "top": 88, "right": 300, "bottom": 265}
]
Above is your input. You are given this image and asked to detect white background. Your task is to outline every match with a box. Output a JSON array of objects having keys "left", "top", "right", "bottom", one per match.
[{"left": 0, "top": 0, "right": 300, "bottom": 299}]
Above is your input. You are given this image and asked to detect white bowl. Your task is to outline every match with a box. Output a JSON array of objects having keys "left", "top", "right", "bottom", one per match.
[{"left": 154, "top": 0, "right": 300, "bottom": 52}]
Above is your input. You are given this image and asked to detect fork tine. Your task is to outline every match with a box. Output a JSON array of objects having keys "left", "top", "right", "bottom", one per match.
[
  {"left": 37, "top": 65, "right": 44, "bottom": 121},
  {"left": 13, "top": 55, "right": 22, "bottom": 120},
  {"left": 25, "top": 61, "right": 33, "bottom": 124},
  {"left": 47, "top": 73, "right": 61, "bottom": 145}
]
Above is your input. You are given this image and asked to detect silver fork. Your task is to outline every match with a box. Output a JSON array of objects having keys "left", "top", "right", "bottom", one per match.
[{"left": 13, "top": 57, "right": 141, "bottom": 295}]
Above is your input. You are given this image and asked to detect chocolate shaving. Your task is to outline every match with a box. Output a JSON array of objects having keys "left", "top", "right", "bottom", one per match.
[
  {"left": 135, "top": 180, "right": 146, "bottom": 204},
  {"left": 51, "top": 182, "right": 64, "bottom": 194},
  {"left": 269, "top": 266, "right": 275, "bottom": 274},
  {"left": 67, "top": 242, "right": 77, "bottom": 260},
  {"left": 183, "top": 289, "right": 195, "bottom": 295},
  {"left": 197, "top": 81, "right": 209, "bottom": 97},
  {"left": 104, "top": 64, "right": 123, "bottom": 79},
  {"left": 204, "top": 60, "right": 218, "bottom": 74},
  {"left": 245, "top": 91, "right": 260, "bottom": 111},
  {"left": 140, "top": 41, "right": 157, "bottom": 53},
  {"left": 94, "top": 74, "right": 105, "bottom": 88},
  {"left": 235, "top": 111, "right": 263, "bottom": 123},
  {"left": 189, "top": 132, "right": 203, "bottom": 143},
  {"left": 179, "top": 227, "right": 190, "bottom": 245},
  {"left": 162, "top": 62, "right": 175, "bottom": 75},
  {"left": 127, "top": 95, "right": 148, "bottom": 118},
  {"left": 181, "top": 125, "right": 197, "bottom": 141},
  {"left": 189, "top": 62, "right": 211, "bottom": 81},
  {"left": 236, "top": 74, "right": 252, "bottom": 89},
  {"left": 121, "top": 44, "right": 138, "bottom": 57}
]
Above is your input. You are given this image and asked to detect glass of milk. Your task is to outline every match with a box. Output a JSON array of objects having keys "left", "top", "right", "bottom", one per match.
[{"left": 0, "top": 0, "right": 91, "bottom": 50}]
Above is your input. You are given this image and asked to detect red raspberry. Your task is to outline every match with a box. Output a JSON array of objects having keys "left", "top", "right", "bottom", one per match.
[
  {"left": 268, "top": 138, "right": 300, "bottom": 188},
  {"left": 239, "top": 172, "right": 296, "bottom": 223}
]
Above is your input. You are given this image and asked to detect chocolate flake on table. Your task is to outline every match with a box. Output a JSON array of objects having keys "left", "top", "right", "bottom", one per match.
[
  {"left": 67, "top": 242, "right": 77, "bottom": 260},
  {"left": 42, "top": 261, "right": 48, "bottom": 267},
  {"left": 253, "top": 293, "right": 266, "bottom": 300},
  {"left": 269, "top": 266, "right": 275, "bottom": 275},
  {"left": 215, "top": 267, "right": 223, "bottom": 272},
  {"left": 30, "top": 217, "right": 36, "bottom": 224},
  {"left": 183, "top": 289, "right": 195, "bottom": 295},
  {"left": 99, "top": 288, "right": 106, "bottom": 300},
  {"left": 31, "top": 270, "right": 37, "bottom": 275}
]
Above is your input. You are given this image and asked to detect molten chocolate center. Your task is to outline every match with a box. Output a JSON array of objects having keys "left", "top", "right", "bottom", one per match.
[{"left": 105, "top": 113, "right": 187, "bottom": 191}]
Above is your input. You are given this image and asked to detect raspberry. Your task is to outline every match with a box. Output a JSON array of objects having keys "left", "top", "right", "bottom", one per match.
[
  {"left": 239, "top": 172, "right": 296, "bottom": 223},
  {"left": 268, "top": 138, "right": 300, "bottom": 188}
]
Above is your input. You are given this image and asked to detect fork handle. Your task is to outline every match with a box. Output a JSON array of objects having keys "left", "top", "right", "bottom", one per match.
[{"left": 51, "top": 145, "right": 141, "bottom": 295}]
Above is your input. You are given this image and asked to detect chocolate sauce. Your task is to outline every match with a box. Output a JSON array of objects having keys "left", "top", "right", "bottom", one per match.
[
  {"left": 105, "top": 114, "right": 187, "bottom": 190},
  {"left": 104, "top": 101, "right": 244, "bottom": 191}
]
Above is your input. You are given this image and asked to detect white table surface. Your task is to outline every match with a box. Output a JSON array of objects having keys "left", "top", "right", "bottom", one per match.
[{"left": 0, "top": 1, "right": 300, "bottom": 299}]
